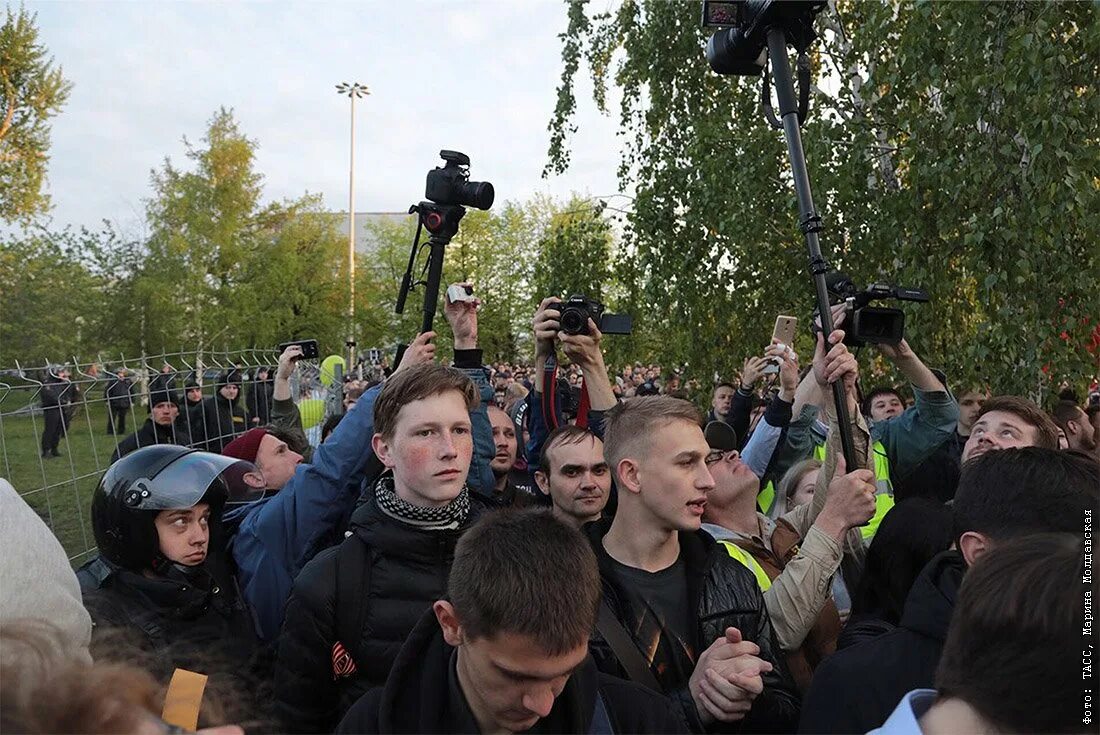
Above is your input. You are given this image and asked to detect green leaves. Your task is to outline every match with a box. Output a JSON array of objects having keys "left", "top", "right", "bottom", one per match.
[
  {"left": 547, "top": 0, "right": 1100, "bottom": 397},
  {"left": 0, "top": 5, "right": 73, "bottom": 224}
]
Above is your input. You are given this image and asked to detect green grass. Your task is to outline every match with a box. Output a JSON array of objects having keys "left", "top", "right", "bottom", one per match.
[{"left": 0, "top": 387, "right": 142, "bottom": 565}]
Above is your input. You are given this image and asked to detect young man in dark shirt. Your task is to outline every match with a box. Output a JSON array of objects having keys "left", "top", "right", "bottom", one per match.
[{"left": 588, "top": 395, "right": 800, "bottom": 732}]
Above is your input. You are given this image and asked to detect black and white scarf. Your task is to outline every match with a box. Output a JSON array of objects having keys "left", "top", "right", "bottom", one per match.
[{"left": 374, "top": 473, "right": 470, "bottom": 530}]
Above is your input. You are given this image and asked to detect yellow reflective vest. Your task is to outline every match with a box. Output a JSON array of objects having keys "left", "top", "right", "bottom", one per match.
[
  {"left": 720, "top": 540, "right": 772, "bottom": 591},
  {"left": 756, "top": 441, "right": 893, "bottom": 541}
]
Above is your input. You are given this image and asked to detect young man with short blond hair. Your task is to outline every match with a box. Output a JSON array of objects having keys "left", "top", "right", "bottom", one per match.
[{"left": 589, "top": 395, "right": 800, "bottom": 732}]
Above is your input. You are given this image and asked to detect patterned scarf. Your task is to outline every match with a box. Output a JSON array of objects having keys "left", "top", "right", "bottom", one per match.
[{"left": 374, "top": 473, "right": 470, "bottom": 530}]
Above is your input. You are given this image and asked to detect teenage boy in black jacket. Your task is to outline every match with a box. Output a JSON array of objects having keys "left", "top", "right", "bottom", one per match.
[
  {"left": 272, "top": 362, "right": 485, "bottom": 733},
  {"left": 338, "top": 510, "right": 684, "bottom": 734}
]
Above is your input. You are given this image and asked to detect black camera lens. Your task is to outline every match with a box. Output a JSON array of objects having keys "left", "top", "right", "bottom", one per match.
[
  {"left": 461, "top": 180, "right": 495, "bottom": 210},
  {"left": 560, "top": 308, "right": 587, "bottom": 335}
]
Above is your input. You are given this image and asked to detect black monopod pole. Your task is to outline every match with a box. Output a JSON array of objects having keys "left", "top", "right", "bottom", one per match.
[{"left": 765, "top": 28, "right": 857, "bottom": 468}]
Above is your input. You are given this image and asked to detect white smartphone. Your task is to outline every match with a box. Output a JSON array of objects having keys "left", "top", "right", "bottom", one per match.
[
  {"left": 446, "top": 284, "right": 475, "bottom": 303},
  {"left": 762, "top": 315, "right": 798, "bottom": 374}
]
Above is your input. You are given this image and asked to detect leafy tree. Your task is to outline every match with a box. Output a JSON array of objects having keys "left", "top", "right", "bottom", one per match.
[
  {"left": 0, "top": 229, "right": 100, "bottom": 363},
  {"left": 0, "top": 5, "right": 72, "bottom": 223},
  {"left": 548, "top": 0, "right": 1100, "bottom": 399}
]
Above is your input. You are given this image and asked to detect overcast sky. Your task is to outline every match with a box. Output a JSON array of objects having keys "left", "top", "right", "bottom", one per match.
[{"left": 29, "top": 0, "right": 627, "bottom": 235}]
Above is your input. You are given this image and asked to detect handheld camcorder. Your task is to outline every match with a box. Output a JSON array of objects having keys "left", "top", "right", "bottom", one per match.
[
  {"left": 559, "top": 295, "right": 633, "bottom": 336},
  {"left": 425, "top": 150, "right": 495, "bottom": 210},
  {"left": 826, "top": 272, "right": 929, "bottom": 348}
]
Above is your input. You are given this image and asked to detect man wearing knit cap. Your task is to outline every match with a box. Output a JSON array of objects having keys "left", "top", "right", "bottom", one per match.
[
  {"left": 193, "top": 368, "right": 248, "bottom": 453},
  {"left": 110, "top": 374, "right": 192, "bottom": 462}
]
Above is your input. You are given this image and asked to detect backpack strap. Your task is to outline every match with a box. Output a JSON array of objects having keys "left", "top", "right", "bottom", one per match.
[
  {"left": 595, "top": 600, "right": 661, "bottom": 692},
  {"left": 333, "top": 534, "right": 373, "bottom": 675}
]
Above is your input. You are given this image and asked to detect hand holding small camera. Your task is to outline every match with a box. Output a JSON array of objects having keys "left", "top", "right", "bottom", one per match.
[
  {"left": 765, "top": 340, "right": 799, "bottom": 398},
  {"left": 444, "top": 282, "right": 479, "bottom": 350},
  {"left": 276, "top": 345, "right": 304, "bottom": 382},
  {"left": 741, "top": 355, "right": 768, "bottom": 390}
]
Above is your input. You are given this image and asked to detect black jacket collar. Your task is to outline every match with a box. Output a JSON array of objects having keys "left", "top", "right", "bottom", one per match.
[{"left": 899, "top": 550, "right": 966, "bottom": 642}]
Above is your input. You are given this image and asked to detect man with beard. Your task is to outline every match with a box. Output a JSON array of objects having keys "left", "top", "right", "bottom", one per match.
[{"left": 1052, "top": 399, "right": 1098, "bottom": 456}]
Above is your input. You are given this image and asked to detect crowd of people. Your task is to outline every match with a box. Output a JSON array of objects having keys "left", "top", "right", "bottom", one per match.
[{"left": 4, "top": 285, "right": 1096, "bottom": 735}]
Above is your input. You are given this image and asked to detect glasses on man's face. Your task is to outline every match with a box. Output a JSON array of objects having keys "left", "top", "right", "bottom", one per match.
[{"left": 705, "top": 449, "right": 740, "bottom": 466}]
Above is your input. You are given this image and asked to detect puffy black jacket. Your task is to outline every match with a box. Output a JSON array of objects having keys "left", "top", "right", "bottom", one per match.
[
  {"left": 585, "top": 520, "right": 800, "bottom": 733},
  {"left": 111, "top": 417, "right": 193, "bottom": 462},
  {"left": 336, "top": 608, "right": 685, "bottom": 734},
  {"left": 272, "top": 495, "right": 485, "bottom": 733},
  {"left": 798, "top": 551, "right": 965, "bottom": 734}
]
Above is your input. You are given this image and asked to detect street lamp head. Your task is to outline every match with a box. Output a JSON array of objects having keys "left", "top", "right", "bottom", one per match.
[{"left": 336, "top": 81, "right": 370, "bottom": 98}]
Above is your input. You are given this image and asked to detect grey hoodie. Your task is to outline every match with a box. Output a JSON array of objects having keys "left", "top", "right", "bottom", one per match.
[{"left": 0, "top": 478, "right": 92, "bottom": 664}]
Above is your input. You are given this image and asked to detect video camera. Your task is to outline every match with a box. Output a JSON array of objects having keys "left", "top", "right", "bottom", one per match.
[
  {"left": 559, "top": 295, "right": 633, "bottom": 336},
  {"left": 425, "top": 150, "right": 495, "bottom": 210},
  {"left": 702, "top": 0, "right": 826, "bottom": 75},
  {"left": 825, "top": 271, "right": 929, "bottom": 348}
]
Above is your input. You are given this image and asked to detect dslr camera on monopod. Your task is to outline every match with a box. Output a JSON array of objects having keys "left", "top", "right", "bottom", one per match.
[{"left": 395, "top": 151, "right": 494, "bottom": 361}]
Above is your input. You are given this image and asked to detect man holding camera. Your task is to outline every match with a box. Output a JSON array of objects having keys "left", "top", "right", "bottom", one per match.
[
  {"left": 862, "top": 338, "right": 959, "bottom": 495},
  {"left": 525, "top": 296, "right": 618, "bottom": 471}
]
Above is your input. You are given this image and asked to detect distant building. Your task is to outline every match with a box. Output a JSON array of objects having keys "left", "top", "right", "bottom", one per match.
[{"left": 326, "top": 211, "right": 412, "bottom": 255}]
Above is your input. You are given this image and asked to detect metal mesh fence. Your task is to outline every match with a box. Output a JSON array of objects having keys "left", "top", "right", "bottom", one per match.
[{"left": 0, "top": 348, "right": 327, "bottom": 564}]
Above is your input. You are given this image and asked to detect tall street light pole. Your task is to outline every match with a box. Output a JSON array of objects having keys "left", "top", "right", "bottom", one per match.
[{"left": 335, "top": 81, "right": 370, "bottom": 373}]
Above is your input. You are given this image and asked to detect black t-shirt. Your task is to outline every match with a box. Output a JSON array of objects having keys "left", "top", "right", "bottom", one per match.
[{"left": 607, "top": 555, "right": 695, "bottom": 689}]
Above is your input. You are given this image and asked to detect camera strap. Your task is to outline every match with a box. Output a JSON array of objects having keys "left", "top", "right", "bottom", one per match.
[
  {"left": 576, "top": 379, "right": 591, "bottom": 429},
  {"left": 762, "top": 51, "right": 812, "bottom": 128}
]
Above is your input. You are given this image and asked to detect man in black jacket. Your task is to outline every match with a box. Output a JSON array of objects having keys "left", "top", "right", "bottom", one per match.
[
  {"left": 111, "top": 375, "right": 192, "bottom": 461},
  {"left": 272, "top": 362, "right": 485, "bottom": 733},
  {"left": 338, "top": 510, "right": 684, "bottom": 734},
  {"left": 104, "top": 368, "right": 134, "bottom": 435},
  {"left": 193, "top": 369, "right": 249, "bottom": 453},
  {"left": 798, "top": 447, "right": 1098, "bottom": 734},
  {"left": 39, "top": 366, "right": 77, "bottom": 458},
  {"left": 591, "top": 395, "right": 800, "bottom": 733},
  {"left": 78, "top": 445, "right": 263, "bottom": 683},
  {"left": 246, "top": 366, "right": 274, "bottom": 426}
]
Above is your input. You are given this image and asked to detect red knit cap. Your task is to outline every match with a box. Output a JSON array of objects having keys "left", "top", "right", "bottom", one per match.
[{"left": 222, "top": 428, "right": 269, "bottom": 464}]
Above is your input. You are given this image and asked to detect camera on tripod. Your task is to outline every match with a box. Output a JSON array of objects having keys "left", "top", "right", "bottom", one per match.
[
  {"left": 425, "top": 150, "right": 495, "bottom": 210},
  {"left": 559, "top": 295, "right": 633, "bottom": 336},
  {"left": 702, "top": 0, "right": 826, "bottom": 75},
  {"left": 826, "top": 272, "right": 929, "bottom": 348}
]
